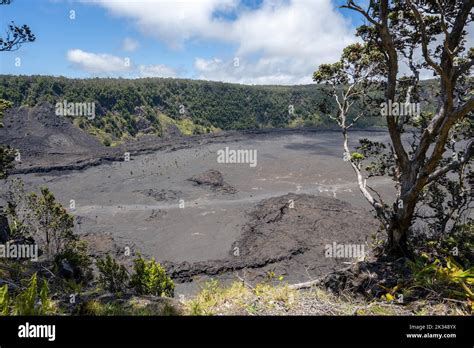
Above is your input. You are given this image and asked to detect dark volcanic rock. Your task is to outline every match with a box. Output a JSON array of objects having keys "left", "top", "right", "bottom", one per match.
[
  {"left": 165, "top": 193, "right": 378, "bottom": 283},
  {"left": 135, "top": 116, "right": 154, "bottom": 134},
  {"left": 0, "top": 212, "right": 10, "bottom": 244},
  {"left": 59, "top": 259, "right": 75, "bottom": 279},
  {"left": 163, "top": 123, "right": 182, "bottom": 138},
  {"left": 138, "top": 189, "right": 181, "bottom": 202},
  {"left": 0, "top": 102, "right": 104, "bottom": 163},
  {"left": 321, "top": 256, "right": 410, "bottom": 300},
  {"left": 1, "top": 113, "right": 329, "bottom": 175},
  {"left": 188, "top": 169, "right": 237, "bottom": 194}
]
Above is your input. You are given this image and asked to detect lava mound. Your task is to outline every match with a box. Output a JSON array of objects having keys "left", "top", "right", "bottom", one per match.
[
  {"left": 165, "top": 193, "right": 379, "bottom": 282},
  {"left": 234, "top": 193, "right": 378, "bottom": 264},
  {"left": 0, "top": 102, "right": 103, "bottom": 159},
  {"left": 187, "top": 169, "right": 237, "bottom": 194}
]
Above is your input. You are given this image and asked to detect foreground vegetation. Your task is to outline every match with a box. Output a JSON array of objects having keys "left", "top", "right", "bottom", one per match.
[
  {"left": 184, "top": 279, "right": 470, "bottom": 316},
  {"left": 0, "top": 175, "right": 471, "bottom": 316}
]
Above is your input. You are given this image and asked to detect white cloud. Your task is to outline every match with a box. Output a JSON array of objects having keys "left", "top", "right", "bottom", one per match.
[
  {"left": 122, "top": 37, "right": 140, "bottom": 52},
  {"left": 86, "top": 0, "right": 237, "bottom": 49},
  {"left": 86, "top": 0, "right": 358, "bottom": 84},
  {"left": 194, "top": 57, "right": 223, "bottom": 72},
  {"left": 67, "top": 49, "right": 132, "bottom": 73},
  {"left": 194, "top": 56, "right": 314, "bottom": 85},
  {"left": 231, "top": 1, "right": 355, "bottom": 60},
  {"left": 67, "top": 49, "right": 177, "bottom": 78},
  {"left": 139, "top": 64, "right": 177, "bottom": 78},
  {"left": 194, "top": 1, "right": 357, "bottom": 84}
]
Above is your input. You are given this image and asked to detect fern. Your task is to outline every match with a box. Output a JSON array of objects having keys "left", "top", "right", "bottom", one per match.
[
  {"left": 14, "top": 273, "right": 38, "bottom": 315},
  {"left": 0, "top": 284, "right": 10, "bottom": 315},
  {"left": 12, "top": 273, "right": 52, "bottom": 315}
]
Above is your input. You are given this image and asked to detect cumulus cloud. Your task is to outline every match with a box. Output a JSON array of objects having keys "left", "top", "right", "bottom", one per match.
[
  {"left": 67, "top": 49, "right": 132, "bottom": 73},
  {"left": 67, "top": 49, "right": 177, "bottom": 78},
  {"left": 86, "top": 0, "right": 237, "bottom": 49},
  {"left": 122, "top": 37, "right": 140, "bottom": 52},
  {"left": 139, "top": 64, "right": 177, "bottom": 78},
  {"left": 194, "top": 57, "right": 223, "bottom": 73},
  {"left": 86, "top": 0, "right": 358, "bottom": 84},
  {"left": 194, "top": 56, "right": 314, "bottom": 85}
]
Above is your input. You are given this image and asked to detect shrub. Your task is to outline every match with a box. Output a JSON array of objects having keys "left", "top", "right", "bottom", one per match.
[
  {"left": 96, "top": 255, "right": 129, "bottom": 293},
  {"left": 0, "top": 145, "right": 16, "bottom": 180},
  {"left": 4, "top": 179, "right": 36, "bottom": 240},
  {"left": 5, "top": 180, "right": 93, "bottom": 281},
  {"left": 53, "top": 240, "right": 93, "bottom": 282},
  {"left": 408, "top": 255, "right": 474, "bottom": 303},
  {"left": 102, "top": 135, "right": 112, "bottom": 147},
  {"left": 29, "top": 187, "right": 76, "bottom": 260},
  {"left": 409, "top": 223, "right": 474, "bottom": 304},
  {"left": 434, "top": 223, "right": 473, "bottom": 267},
  {"left": 130, "top": 255, "right": 174, "bottom": 297},
  {"left": 0, "top": 273, "right": 54, "bottom": 315}
]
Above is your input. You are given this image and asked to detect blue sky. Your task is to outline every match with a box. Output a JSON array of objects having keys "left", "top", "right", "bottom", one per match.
[{"left": 0, "top": 0, "right": 365, "bottom": 85}]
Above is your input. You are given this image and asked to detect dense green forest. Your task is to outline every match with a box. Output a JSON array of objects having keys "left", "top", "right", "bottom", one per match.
[{"left": 0, "top": 75, "right": 391, "bottom": 144}]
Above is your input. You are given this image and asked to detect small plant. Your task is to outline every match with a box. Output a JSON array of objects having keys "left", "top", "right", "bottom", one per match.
[
  {"left": 96, "top": 255, "right": 129, "bottom": 293},
  {"left": 350, "top": 152, "right": 365, "bottom": 161},
  {"left": 187, "top": 280, "right": 248, "bottom": 316},
  {"left": 130, "top": 255, "right": 174, "bottom": 297},
  {"left": 12, "top": 273, "right": 52, "bottom": 315},
  {"left": 380, "top": 284, "right": 402, "bottom": 303},
  {"left": 264, "top": 271, "right": 284, "bottom": 282},
  {"left": 408, "top": 255, "right": 474, "bottom": 303},
  {"left": 0, "top": 284, "right": 10, "bottom": 315},
  {"left": 186, "top": 280, "right": 297, "bottom": 315}
]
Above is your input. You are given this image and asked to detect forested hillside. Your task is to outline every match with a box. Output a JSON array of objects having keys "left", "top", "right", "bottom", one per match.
[{"left": 0, "top": 75, "right": 388, "bottom": 145}]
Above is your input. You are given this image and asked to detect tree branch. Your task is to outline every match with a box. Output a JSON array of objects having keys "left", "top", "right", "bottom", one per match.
[
  {"left": 427, "top": 140, "right": 473, "bottom": 183},
  {"left": 406, "top": 0, "right": 444, "bottom": 76},
  {"left": 341, "top": 1, "right": 380, "bottom": 27}
]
